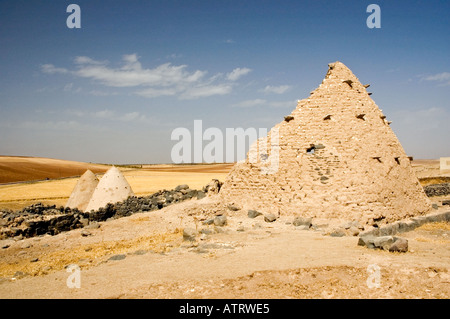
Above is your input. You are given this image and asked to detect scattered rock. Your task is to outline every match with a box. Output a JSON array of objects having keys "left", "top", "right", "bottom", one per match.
[
  {"left": 296, "top": 225, "right": 310, "bottom": 231},
  {"left": 199, "top": 228, "right": 214, "bottom": 235},
  {"left": 86, "top": 222, "right": 100, "bottom": 229},
  {"left": 1, "top": 241, "right": 12, "bottom": 249},
  {"left": 373, "top": 236, "right": 395, "bottom": 250},
  {"left": 202, "top": 219, "right": 214, "bottom": 225},
  {"left": 389, "top": 237, "right": 408, "bottom": 253},
  {"left": 227, "top": 204, "right": 241, "bottom": 211},
  {"left": 248, "top": 210, "right": 263, "bottom": 219},
  {"left": 30, "top": 258, "right": 39, "bottom": 263},
  {"left": 79, "top": 218, "right": 89, "bottom": 227},
  {"left": 236, "top": 226, "right": 245, "bottom": 232},
  {"left": 81, "top": 230, "right": 92, "bottom": 237},
  {"left": 264, "top": 213, "right": 277, "bottom": 223},
  {"left": 442, "top": 200, "right": 450, "bottom": 206},
  {"left": 133, "top": 249, "right": 148, "bottom": 255},
  {"left": 214, "top": 215, "right": 227, "bottom": 227},
  {"left": 175, "top": 184, "right": 189, "bottom": 191},
  {"left": 358, "top": 234, "right": 408, "bottom": 252},
  {"left": 13, "top": 271, "right": 29, "bottom": 279},
  {"left": 293, "top": 217, "right": 312, "bottom": 228},
  {"left": 348, "top": 226, "right": 360, "bottom": 236},
  {"left": 196, "top": 191, "right": 206, "bottom": 200},
  {"left": 0, "top": 182, "right": 215, "bottom": 240},
  {"left": 20, "top": 242, "right": 31, "bottom": 249},
  {"left": 432, "top": 203, "right": 439, "bottom": 210},
  {"left": 423, "top": 183, "right": 450, "bottom": 197},
  {"left": 108, "top": 254, "right": 126, "bottom": 261},
  {"left": 214, "top": 226, "right": 227, "bottom": 233},
  {"left": 183, "top": 228, "right": 197, "bottom": 241},
  {"left": 358, "top": 235, "right": 376, "bottom": 249},
  {"left": 329, "top": 228, "right": 346, "bottom": 237}
]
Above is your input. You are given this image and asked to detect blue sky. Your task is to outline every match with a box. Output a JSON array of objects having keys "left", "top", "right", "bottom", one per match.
[{"left": 0, "top": 0, "right": 449, "bottom": 164}]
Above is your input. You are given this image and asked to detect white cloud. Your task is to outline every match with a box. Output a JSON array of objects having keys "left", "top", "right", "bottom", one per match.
[
  {"left": 88, "top": 90, "right": 118, "bottom": 96},
  {"left": 41, "top": 64, "right": 69, "bottom": 74},
  {"left": 421, "top": 72, "right": 450, "bottom": 86},
  {"left": 72, "top": 55, "right": 208, "bottom": 88},
  {"left": 93, "top": 109, "right": 116, "bottom": 119},
  {"left": 423, "top": 72, "right": 450, "bottom": 81},
  {"left": 226, "top": 68, "right": 252, "bottom": 81},
  {"left": 42, "top": 54, "right": 251, "bottom": 100},
  {"left": 74, "top": 56, "right": 107, "bottom": 65},
  {"left": 232, "top": 99, "right": 267, "bottom": 108},
  {"left": 262, "top": 85, "right": 291, "bottom": 94},
  {"left": 18, "top": 120, "right": 85, "bottom": 131},
  {"left": 135, "top": 87, "right": 178, "bottom": 98},
  {"left": 180, "top": 84, "right": 232, "bottom": 100},
  {"left": 67, "top": 108, "right": 153, "bottom": 124},
  {"left": 232, "top": 99, "right": 296, "bottom": 108}
]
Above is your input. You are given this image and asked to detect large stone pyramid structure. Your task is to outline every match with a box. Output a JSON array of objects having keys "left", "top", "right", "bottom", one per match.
[
  {"left": 66, "top": 170, "right": 99, "bottom": 212},
  {"left": 220, "top": 61, "right": 431, "bottom": 225},
  {"left": 85, "top": 166, "right": 134, "bottom": 212}
]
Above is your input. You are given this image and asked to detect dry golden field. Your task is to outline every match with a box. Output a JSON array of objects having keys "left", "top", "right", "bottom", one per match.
[{"left": 0, "top": 157, "right": 233, "bottom": 211}]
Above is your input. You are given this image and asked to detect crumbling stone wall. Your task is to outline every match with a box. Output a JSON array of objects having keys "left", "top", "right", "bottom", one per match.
[{"left": 220, "top": 62, "right": 431, "bottom": 224}]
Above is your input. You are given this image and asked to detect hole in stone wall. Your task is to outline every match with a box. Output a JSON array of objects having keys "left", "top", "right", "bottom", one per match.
[
  {"left": 343, "top": 80, "right": 353, "bottom": 88},
  {"left": 394, "top": 157, "right": 400, "bottom": 165},
  {"left": 323, "top": 114, "right": 332, "bottom": 120},
  {"left": 372, "top": 156, "right": 382, "bottom": 163},
  {"left": 356, "top": 113, "right": 366, "bottom": 120},
  {"left": 306, "top": 145, "right": 316, "bottom": 154}
]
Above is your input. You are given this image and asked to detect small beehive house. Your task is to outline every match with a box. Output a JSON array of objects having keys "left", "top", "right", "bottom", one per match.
[
  {"left": 85, "top": 166, "right": 134, "bottom": 212},
  {"left": 66, "top": 170, "right": 99, "bottom": 212}
]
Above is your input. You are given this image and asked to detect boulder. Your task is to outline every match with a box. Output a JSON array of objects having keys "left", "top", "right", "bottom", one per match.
[
  {"left": 389, "top": 237, "right": 408, "bottom": 253},
  {"left": 293, "top": 217, "right": 312, "bottom": 228},
  {"left": 373, "top": 236, "right": 395, "bottom": 250},
  {"left": 248, "top": 210, "right": 263, "bottom": 219},
  {"left": 214, "top": 215, "right": 227, "bottom": 227},
  {"left": 329, "top": 228, "right": 346, "bottom": 237},
  {"left": 175, "top": 184, "right": 189, "bottom": 191},
  {"left": 358, "top": 235, "right": 376, "bottom": 249},
  {"left": 264, "top": 213, "right": 277, "bottom": 223},
  {"left": 183, "top": 228, "right": 197, "bottom": 241}
]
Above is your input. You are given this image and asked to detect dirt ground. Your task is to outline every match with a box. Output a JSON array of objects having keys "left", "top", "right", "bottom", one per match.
[
  {"left": 0, "top": 158, "right": 449, "bottom": 299},
  {"left": 0, "top": 195, "right": 448, "bottom": 299}
]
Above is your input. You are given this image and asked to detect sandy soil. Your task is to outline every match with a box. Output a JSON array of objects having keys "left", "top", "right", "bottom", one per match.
[{"left": 0, "top": 196, "right": 448, "bottom": 299}]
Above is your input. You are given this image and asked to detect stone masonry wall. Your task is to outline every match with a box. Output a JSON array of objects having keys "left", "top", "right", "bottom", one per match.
[{"left": 220, "top": 62, "right": 431, "bottom": 225}]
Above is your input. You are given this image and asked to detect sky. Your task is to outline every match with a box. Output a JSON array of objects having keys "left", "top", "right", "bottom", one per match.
[{"left": 0, "top": 0, "right": 449, "bottom": 164}]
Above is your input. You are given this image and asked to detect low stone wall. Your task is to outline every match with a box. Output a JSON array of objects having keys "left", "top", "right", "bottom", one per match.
[
  {"left": 423, "top": 183, "right": 450, "bottom": 197},
  {"left": 359, "top": 211, "right": 450, "bottom": 238},
  {"left": 0, "top": 184, "right": 206, "bottom": 240}
]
